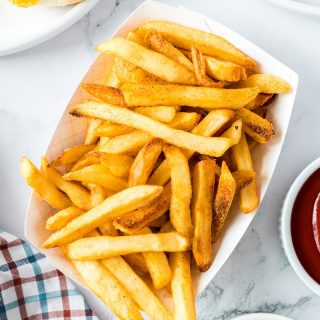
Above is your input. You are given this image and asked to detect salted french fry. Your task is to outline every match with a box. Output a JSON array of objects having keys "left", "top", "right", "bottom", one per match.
[
  {"left": 163, "top": 145, "right": 193, "bottom": 238},
  {"left": 71, "top": 101, "right": 234, "bottom": 157},
  {"left": 102, "top": 257, "right": 172, "bottom": 320},
  {"left": 113, "top": 184, "right": 171, "bottom": 234},
  {"left": 46, "top": 207, "right": 84, "bottom": 231},
  {"left": 73, "top": 260, "right": 143, "bottom": 320},
  {"left": 148, "top": 214, "right": 168, "bottom": 227},
  {"left": 42, "top": 158, "right": 92, "bottom": 211},
  {"left": 70, "top": 153, "right": 101, "bottom": 172},
  {"left": 94, "top": 122, "right": 133, "bottom": 138},
  {"left": 97, "top": 38, "right": 197, "bottom": 85},
  {"left": 244, "top": 93, "right": 273, "bottom": 110},
  {"left": 43, "top": 185, "right": 163, "bottom": 248},
  {"left": 135, "top": 106, "right": 176, "bottom": 123},
  {"left": 137, "top": 20, "right": 256, "bottom": 70},
  {"left": 99, "top": 153, "right": 134, "bottom": 178},
  {"left": 90, "top": 184, "right": 114, "bottom": 207},
  {"left": 68, "top": 232, "right": 190, "bottom": 260},
  {"left": 170, "top": 251, "right": 196, "bottom": 320},
  {"left": 129, "top": 138, "right": 163, "bottom": 186},
  {"left": 121, "top": 83, "right": 259, "bottom": 109},
  {"left": 123, "top": 253, "right": 149, "bottom": 275},
  {"left": 239, "top": 108, "right": 274, "bottom": 143},
  {"left": 191, "top": 159, "right": 215, "bottom": 272},
  {"left": 127, "top": 31, "right": 146, "bottom": 46},
  {"left": 238, "top": 74, "right": 290, "bottom": 93},
  {"left": 64, "top": 164, "right": 127, "bottom": 192},
  {"left": 231, "top": 132, "right": 259, "bottom": 213},
  {"left": 20, "top": 157, "right": 71, "bottom": 210},
  {"left": 84, "top": 119, "right": 101, "bottom": 146},
  {"left": 99, "top": 220, "right": 119, "bottom": 237},
  {"left": 212, "top": 161, "right": 236, "bottom": 242},
  {"left": 167, "top": 112, "right": 201, "bottom": 131},
  {"left": 149, "top": 109, "right": 234, "bottom": 186},
  {"left": 221, "top": 118, "right": 242, "bottom": 145},
  {"left": 233, "top": 170, "right": 256, "bottom": 193}
]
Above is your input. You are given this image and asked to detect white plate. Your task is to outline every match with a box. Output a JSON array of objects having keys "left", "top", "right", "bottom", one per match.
[
  {"left": 0, "top": 0, "right": 100, "bottom": 56},
  {"left": 267, "top": 0, "right": 320, "bottom": 16},
  {"left": 232, "top": 313, "right": 293, "bottom": 320}
]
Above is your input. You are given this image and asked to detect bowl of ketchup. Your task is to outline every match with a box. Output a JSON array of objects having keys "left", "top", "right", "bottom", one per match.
[{"left": 282, "top": 157, "right": 320, "bottom": 295}]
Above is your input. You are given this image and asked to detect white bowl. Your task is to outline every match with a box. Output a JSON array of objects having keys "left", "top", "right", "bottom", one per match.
[
  {"left": 232, "top": 313, "right": 292, "bottom": 320},
  {"left": 281, "top": 157, "right": 320, "bottom": 296}
]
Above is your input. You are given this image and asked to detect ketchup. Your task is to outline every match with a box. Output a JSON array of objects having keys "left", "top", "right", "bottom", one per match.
[{"left": 291, "top": 168, "right": 320, "bottom": 284}]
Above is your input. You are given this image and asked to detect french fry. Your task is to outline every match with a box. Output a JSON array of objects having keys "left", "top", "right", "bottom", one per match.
[
  {"left": 99, "top": 220, "right": 119, "bottom": 236},
  {"left": 135, "top": 106, "right": 176, "bottom": 123},
  {"left": 90, "top": 184, "right": 114, "bottom": 207},
  {"left": 148, "top": 214, "right": 168, "bottom": 227},
  {"left": 170, "top": 251, "right": 196, "bottom": 320},
  {"left": 50, "top": 145, "right": 94, "bottom": 167},
  {"left": 212, "top": 161, "right": 236, "bottom": 242},
  {"left": 43, "top": 185, "right": 163, "bottom": 248},
  {"left": 64, "top": 164, "right": 128, "bottom": 192},
  {"left": 191, "top": 159, "right": 215, "bottom": 272},
  {"left": 149, "top": 109, "right": 234, "bottom": 186},
  {"left": 254, "top": 106, "right": 268, "bottom": 119},
  {"left": 70, "top": 101, "right": 234, "bottom": 157},
  {"left": 84, "top": 119, "right": 101, "bottom": 146},
  {"left": 121, "top": 83, "right": 259, "bottom": 109},
  {"left": 126, "top": 31, "right": 146, "bottom": 46},
  {"left": 238, "top": 74, "right": 290, "bottom": 93},
  {"left": 94, "top": 122, "right": 134, "bottom": 138},
  {"left": 97, "top": 38, "right": 197, "bottom": 85},
  {"left": 221, "top": 118, "right": 242, "bottom": 145},
  {"left": 73, "top": 260, "right": 143, "bottom": 320},
  {"left": 239, "top": 108, "right": 274, "bottom": 143},
  {"left": 46, "top": 207, "right": 84, "bottom": 231},
  {"left": 137, "top": 20, "right": 256, "bottom": 70},
  {"left": 167, "top": 112, "right": 201, "bottom": 131},
  {"left": 68, "top": 232, "right": 191, "bottom": 260},
  {"left": 99, "top": 153, "right": 134, "bottom": 178},
  {"left": 102, "top": 257, "right": 172, "bottom": 320},
  {"left": 129, "top": 138, "right": 163, "bottom": 186},
  {"left": 123, "top": 253, "right": 149, "bottom": 275},
  {"left": 113, "top": 183, "right": 171, "bottom": 234},
  {"left": 231, "top": 132, "right": 259, "bottom": 213},
  {"left": 163, "top": 145, "right": 193, "bottom": 238},
  {"left": 244, "top": 93, "right": 273, "bottom": 110},
  {"left": 233, "top": 170, "right": 256, "bottom": 193},
  {"left": 42, "top": 158, "right": 92, "bottom": 211},
  {"left": 20, "top": 157, "right": 71, "bottom": 210}
]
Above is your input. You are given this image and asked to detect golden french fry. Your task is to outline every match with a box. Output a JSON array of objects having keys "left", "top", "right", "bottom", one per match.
[
  {"left": 148, "top": 214, "right": 168, "bottom": 227},
  {"left": 121, "top": 83, "right": 259, "bottom": 109},
  {"left": 20, "top": 157, "right": 71, "bottom": 210},
  {"left": 127, "top": 31, "right": 146, "bottom": 46},
  {"left": 239, "top": 108, "right": 274, "bottom": 143},
  {"left": 113, "top": 184, "right": 171, "bottom": 234},
  {"left": 233, "top": 170, "right": 256, "bottom": 193},
  {"left": 221, "top": 118, "right": 242, "bottom": 145},
  {"left": 73, "top": 260, "right": 143, "bottom": 320},
  {"left": 90, "top": 184, "right": 114, "bottom": 207},
  {"left": 46, "top": 207, "right": 84, "bottom": 231},
  {"left": 85, "top": 119, "right": 101, "bottom": 146},
  {"left": 97, "top": 38, "right": 196, "bottom": 85},
  {"left": 170, "top": 251, "right": 196, "bottom": 320},
  {"left": 129, "top": 138, "right": 163, "bottom": 186},
  {"left": 98, "top": 153, "right": 134, "bottom": 178},
  {"left": 163, "top": 145, "right": 193, "bottom": 238},
  {"left": 103, "top": 58, "right": 121, "bottom": 87},
  {"left": 70, "top": 153, "right": 101, "bottom": 172},
  {"left": 135, "top": 106, "right": 176, "bottom": 123},
  {"left": 137, "top": 20, "right": 256, "bottom": 70},
  {"left": 64, "top": 164, "right": 127, "bottom": 192},
  {"left": 191, "top": 159, "right": 215, "bottom": 272},
  {"left": 68, "top": 232, "right": 191, "bottom": 260},
  {"left": 231, "top": 132, "right": 259, "bottom": 213},
  {"left": 99, "top": 219, "right": 119, "bottom": 237},
  {"left": 71, "top": 101, "right": 234, "bottom": 157},
  {"left": 212, "top": 161, "right": 236, "bottom": 242},
  {"left": 43, "top": 185, "right": 163, "bottom": 248},
  {"left": 167, "top": 112, "right": 200, "bottom": 131},
  {"left": 102, "top": 257, "right": 172, "bottom": 320},
  {"left": 42, "top": 158, "right": 92, "bottom": 211},
  {"left": 245, "top": 93, "right": 273, "bottom": 110},
  {"left": 148, "top": 109, "right": 235, "bottom": 186},
  {"left": 94, "top": 122, "right": 134, "bottom": 138},
  {"left": 123, "top": 253, "right": 149, "bottom": 275}
]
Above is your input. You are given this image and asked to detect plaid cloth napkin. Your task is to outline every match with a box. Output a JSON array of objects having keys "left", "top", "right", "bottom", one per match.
[{"left": 0, "top": 229, "right": 99, "bottom": 320}]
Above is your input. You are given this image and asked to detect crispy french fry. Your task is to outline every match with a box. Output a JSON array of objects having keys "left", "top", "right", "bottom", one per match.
[
  {"left": 113, "top": 184, "right": 171, "bottom": 234},
  {"left": 244, "top": 93, "right": 273, "bottom": 110},
  {"left": 43, "top": 185, "right": 163, "bottom": 248},
  {"left": 129, "top": 139, "right": 163, "bottom": 186},
  {"left": 221, "top": 118, "right": 242, "bottom": 145},
  {"left": 84, "top": 120, "right": 101, "bottom": 146},
  {"left": 68, "top": 232, "right": 190, "bottom": 260},
  {"left": 135, "top": 106, "right": 176, "bottom": 123},
  {"left": 42, "top": 158, "right": 92, "bottom": 211},
  {"left": 231, "top": 132, "right": 259, "bottom": 213},
  {"left": 137, "top": 21, "right": 256, "bottom": 70},
  {"left": 233, "top": 170, "right": 256, "bottom": 193},
  {"left": 94, "top": 122, "right": 134, "bottom": 138},
  {"left": 191, "top": 159, "right": 215, "bottom": 271},
  {"left": 123, "top": 253, "right": 149, "bottom": 275},
  {"left": 46, "top": 207, "right": 84, "bottom": 231},
  {"left": 148, "top": 214, "right": 168, "bottom": 227},
  {"left": 163, "top": 145, "right": 193, "bottom": 238},
  {"left": 239, "top": 108, "right": 274, "bottom": 143},
  {"left": 97, "top": 38, "right": 197, "bottom": 85},
  {"left": 70, "top": 153, "right": 101, "bottom": 172},
  {"left": 64, "top": 164, "right": 128, "bottom": 192},
  {"left": 99, "top": 153, "right": 134, "bottom": 178},
  {"left": 73, "top": 260, "right": 142, "bottom": 320},
  {"left": 127, "top": 31, "right": 146, "bottom": 46},
  {"left": 71, "top": 101, "right": 234, "bottom": 157},
  {"left": 99, "top": 219, "right": 119, "bottom": 237},
  {"left": 149, "top": 109, "right": 234, "bottom": 186},
  {"left": 102, "top": 257, "right": 172, "bottom": 320},
  {"left": 20, "top": 157, "right": 71, "bottom": 210},
  {"left": 170, "top": 251, "right": 196, "bottom": 320},
  {"left": 90, "top": 184, "right": 114, "bottom": 207},
  {"left": 212, "top": 161, "right": 236, "bottom": 242},
  {"left": 167, "top": 112, "right": 200, "bottom": 131},
  {"left": 121, "top": 83, "right": 259, "bottom": 109}
]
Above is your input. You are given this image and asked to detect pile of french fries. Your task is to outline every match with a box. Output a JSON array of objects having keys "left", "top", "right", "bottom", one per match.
[{"left": 21, "top": 20, "right": 290, "bottom": 320}]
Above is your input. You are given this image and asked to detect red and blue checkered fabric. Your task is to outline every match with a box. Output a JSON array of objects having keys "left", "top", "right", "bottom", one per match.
[{"left": 0, "top": 229, "right": 99, "bottom": 320}]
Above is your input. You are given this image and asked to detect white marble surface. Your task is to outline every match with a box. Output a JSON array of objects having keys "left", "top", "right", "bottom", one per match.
[{"left": 1, "top": 0, "right": 320, "bottom": 319}]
